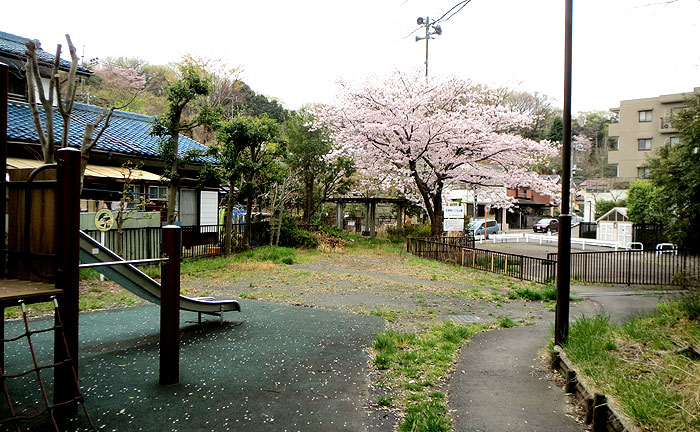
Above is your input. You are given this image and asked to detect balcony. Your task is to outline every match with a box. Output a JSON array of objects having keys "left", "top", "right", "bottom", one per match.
[{"left": 659, "top": 117, "right": 677, "bottom": 134}]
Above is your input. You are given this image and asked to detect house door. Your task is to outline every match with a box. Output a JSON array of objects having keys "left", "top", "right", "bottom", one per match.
[
  {"left": 179, "top": 189, "right": 197, "bottom": 226},
  {"left": 618, "top": 223, "right": 633, "bottom": 248},
  {"left": 598, "top": 222, "right": 614, "bottom": 241}
]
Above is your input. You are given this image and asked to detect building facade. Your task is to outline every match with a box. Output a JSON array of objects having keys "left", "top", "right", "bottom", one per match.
[{"left": 608, "top": 88, "right": 699, "bottom": 179}]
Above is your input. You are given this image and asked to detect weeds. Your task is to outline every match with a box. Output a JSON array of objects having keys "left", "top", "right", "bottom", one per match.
[
  {"left": 371, "top": 322, "right": 487, "bottom": 432},
  {"left": 563, "top": 303, "right": 700, "bottom": 432},
  {"left": 497, "top": 316, "right": 517, "bottom": 328},
  {"left": 508, "top": 284, "right": 557, "bottom": 301}
]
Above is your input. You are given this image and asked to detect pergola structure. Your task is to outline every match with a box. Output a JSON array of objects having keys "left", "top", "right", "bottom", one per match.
[{"left": 325, "top": 196, "right": 411, "bottom": 237}]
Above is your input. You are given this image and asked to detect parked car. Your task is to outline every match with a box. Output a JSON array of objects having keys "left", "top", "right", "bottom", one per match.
[
  {"left": 533, "top": 218, "right": 559, "bottom": 233},
  {"left": 468, "top": 220, "right": 499, "bottom": 236}
]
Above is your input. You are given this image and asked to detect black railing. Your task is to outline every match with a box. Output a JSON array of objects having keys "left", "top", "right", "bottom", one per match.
[
  {"left": 83, "top": 222, "right": 270, "bottom": 262},
  {"left": 547, "top": 249, "right": 700, "bottom": 287},
  {"left": 407, "top": 237, "right": 556, "bottom": 284}
]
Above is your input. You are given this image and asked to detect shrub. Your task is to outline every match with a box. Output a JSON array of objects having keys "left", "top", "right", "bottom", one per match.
[
  {"left": 276, "top": 215, "right": 319, "bottom": 249},
  {"left": 387, "top": 224, "right": 432, "bottom": 240}
]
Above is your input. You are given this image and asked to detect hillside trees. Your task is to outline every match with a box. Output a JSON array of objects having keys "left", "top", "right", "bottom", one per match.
[
  {"left": 151, "top": 63, "right": 212, "bottom": 225},
  {"left": 285, "top": 109, "right": 354, "bottom": 223},
  {"left": 317, "top": 71, "right": 559, "bottom": 236},
  {"left": 214, "top": 115, "right": 283, "bottom": 246}
]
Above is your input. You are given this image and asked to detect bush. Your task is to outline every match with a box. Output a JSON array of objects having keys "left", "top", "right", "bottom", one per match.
[
  {"left": 387, "top": 224, "right": 432, "bottom": 240},
  {"left": 320, "top": 226, "right": 346, "bottom": 239},
  {"left": 276, "top": 215, "right": 319, "bottom": 249}
]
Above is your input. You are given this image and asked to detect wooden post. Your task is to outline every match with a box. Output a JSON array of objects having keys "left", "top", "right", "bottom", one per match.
[
  {"left": 592, "top": 393, "right": 608, "bottom": 432},
  {"left": 160, "top": 225, "right": 181, "bottom": 385},
  {"left": 0, "top": 63, "right": 7, "bottom": 279},
  {"left": 54, "top": 148, "right": 81, "bottom": 408}
]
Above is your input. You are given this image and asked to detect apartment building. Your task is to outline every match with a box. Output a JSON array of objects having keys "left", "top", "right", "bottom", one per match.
[{"left": 608, "top": 87, "right": 699, "bottom": 179}]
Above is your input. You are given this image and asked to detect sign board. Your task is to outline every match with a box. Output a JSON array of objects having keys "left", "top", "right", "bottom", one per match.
[
  {"left": 347, "top": 221, "right": 356, "bottom": 226},
  {"left": 94, "top": 209, "right": 114, "bottom": 232},
  {"left": 443, "top": 206, "right": 465, "bottom": 219},
  {"left": 444, "top": 218, "right": 464, "bottom": 232}
]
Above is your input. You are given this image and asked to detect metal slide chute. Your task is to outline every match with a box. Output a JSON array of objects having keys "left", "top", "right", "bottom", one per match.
[{"left": 78, "top": 231, "right": 240, "bottom": 317}]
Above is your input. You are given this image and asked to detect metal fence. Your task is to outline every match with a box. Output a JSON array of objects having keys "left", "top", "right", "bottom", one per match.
[
  {"left": 547, "top": 249, "right": 700, "bottom": 286},
  {"left": 83, "top": 222, "right": 270, "bottom": 262},
  {"left": 407, "top": 237, "right": 556, "bottom": 284}
]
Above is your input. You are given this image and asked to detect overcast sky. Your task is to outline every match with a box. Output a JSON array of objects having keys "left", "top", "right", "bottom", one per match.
[{"left": 2, "top": 0, "right": 698, "bottom": 114}]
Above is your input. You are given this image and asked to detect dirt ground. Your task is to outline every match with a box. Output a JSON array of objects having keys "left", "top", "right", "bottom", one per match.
[{"left": 178, "top": 248, "right": 559, "bottom": 332}]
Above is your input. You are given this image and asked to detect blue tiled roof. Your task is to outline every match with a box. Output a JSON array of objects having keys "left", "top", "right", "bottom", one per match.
[
  {"left": 0, "top": 30, "right": 92, "bottom": 75},
  {"left": 7, "top": 100, "right": 216, "bottom": 164}
]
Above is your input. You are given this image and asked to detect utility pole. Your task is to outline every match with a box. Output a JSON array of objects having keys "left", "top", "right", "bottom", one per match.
[
  {"left": 415, "top": 17, "right": 442, "bottom": 78},
  {"left": 555, "top": 0, "right": 574, "bottom": 347}
]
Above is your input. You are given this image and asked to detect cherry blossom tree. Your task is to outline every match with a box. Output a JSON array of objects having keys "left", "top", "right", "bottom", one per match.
[{"left": 316, "top": 70, "right": 560, "bottom": 236}]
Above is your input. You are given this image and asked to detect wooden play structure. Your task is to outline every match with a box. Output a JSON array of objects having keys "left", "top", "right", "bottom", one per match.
[{"left": 0, "top": 62, "right": 241, "bottom": 430}]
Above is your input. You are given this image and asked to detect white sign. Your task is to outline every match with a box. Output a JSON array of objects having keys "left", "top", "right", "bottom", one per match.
[
  {"left": 347, "top": 221, "right": 356, "bottom": 226},
  {"left": 444, "top": 218, "right": 464, "bottom": 232},
  {"left": 443, "top": 206, "right": 465, "bottom": 219}
]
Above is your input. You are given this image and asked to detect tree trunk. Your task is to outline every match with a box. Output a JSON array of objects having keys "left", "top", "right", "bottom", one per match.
[
  {"left": 302, "top": 178, "right": 314, "bottom": 224},
  {"left": 116, "top": 204, "right": 125, "bottom": 257},
  {"left": 275, "top": 212, "right": 283, "bottom": 246},
  {"left": 243, "top": 196, "right": 253, "bottom": 247},
  {"left": 224, "top": 189, "right": 233, "bottom": 254},
  {"left": 166, "top": 132, "right": 179, "bottom": 225},
  {"left": 429, "top": 193, "right": 444, "bottom": 236}
]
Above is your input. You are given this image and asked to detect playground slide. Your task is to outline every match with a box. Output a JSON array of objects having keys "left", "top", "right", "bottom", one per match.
[{"left": 78, "top": 231, "right": 240, "bottom": 317}]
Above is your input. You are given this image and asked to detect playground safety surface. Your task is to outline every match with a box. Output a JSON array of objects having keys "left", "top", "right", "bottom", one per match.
[{"left": 2, "top": 300, "right": 385, "bottom": 431}]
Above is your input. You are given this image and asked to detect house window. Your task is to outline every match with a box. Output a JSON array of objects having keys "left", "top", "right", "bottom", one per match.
[
  {"left": 638, "top": 138, "right": 652, "bottom": 151},
  {"left": 148, "top": 185, "right": 167, "bottom": 200},
  {"left": 612, "top": 164, "right": 619, "bottom": 177},
  {"left": 608, "top": 136, "right": 619, "bottom": 150},
  {"left": 638, "top": 110, "right": 652, "bottom": 122},
  {"left": 637, "top": 167, "right": 650, "bottom": 179},
  {"left": 669, "top": 136, "right": 680, "bottom": 146}
]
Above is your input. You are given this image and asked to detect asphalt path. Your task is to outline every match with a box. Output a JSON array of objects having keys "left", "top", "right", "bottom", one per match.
[{"left": 448, "top": 284, "right": 669, "bottom": 432}]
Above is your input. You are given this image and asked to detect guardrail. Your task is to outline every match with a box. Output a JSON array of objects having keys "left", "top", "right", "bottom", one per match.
[{"left": 475, "top": 233, "right": 625, "bottom": 251}]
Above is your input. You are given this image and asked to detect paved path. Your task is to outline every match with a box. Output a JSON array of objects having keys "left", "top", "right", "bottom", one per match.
[
  {"left": 449, "top": 324, "right": 583, "bottom": 432},
  {"left": 449, "top": 285, "right": 671, "bottom": 432}
]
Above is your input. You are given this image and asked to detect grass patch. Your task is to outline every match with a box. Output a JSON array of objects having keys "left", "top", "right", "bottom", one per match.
[
  {"left": 562, "top": 302, "right": 700, "bottom": 432},
  {"left": 508, "top": 283, "right": 557, "bottom": 301},
  {"left": 497, "top": 316, "right": 517, "bottom": 328},
  {"left": 372, "top": 321, "right": 487, "bottom": 432},
  {"left": 370, "top": 307, "right": 401, "bottom": 323}
]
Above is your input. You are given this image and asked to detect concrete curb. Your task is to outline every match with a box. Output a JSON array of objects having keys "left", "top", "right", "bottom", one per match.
[{"left": 550, "top": 345, "right": 640, "bottom": 432}]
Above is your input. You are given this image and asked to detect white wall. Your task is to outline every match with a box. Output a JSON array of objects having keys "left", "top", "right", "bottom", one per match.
[{"left": 200, "top": 190, "right": 219, "bottom": 226}]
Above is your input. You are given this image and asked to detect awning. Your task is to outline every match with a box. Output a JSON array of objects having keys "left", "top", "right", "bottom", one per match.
[{"left": 7, "top": 157, "right": 162, "bottom": 182}]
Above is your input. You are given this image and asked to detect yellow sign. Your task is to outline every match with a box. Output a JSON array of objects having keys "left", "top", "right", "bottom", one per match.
[{"left": 94, "top": 209, "right": 115, "bottom": 232}]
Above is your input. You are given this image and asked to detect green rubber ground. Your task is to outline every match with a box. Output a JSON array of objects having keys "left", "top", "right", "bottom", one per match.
[{"left": 2, "top": 300, "right": 385, "bottom": 431}]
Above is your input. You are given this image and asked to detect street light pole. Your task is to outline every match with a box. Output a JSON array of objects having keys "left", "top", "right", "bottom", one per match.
[{"left": 555, "top": 0, "right": 574, "bottom": 346}]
